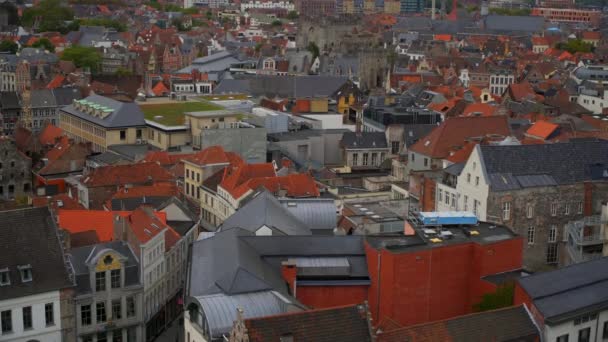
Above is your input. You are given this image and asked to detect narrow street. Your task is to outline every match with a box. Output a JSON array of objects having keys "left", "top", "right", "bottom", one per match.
[{"left": 153, "top": 313, "right": 183, "bottom": 342}]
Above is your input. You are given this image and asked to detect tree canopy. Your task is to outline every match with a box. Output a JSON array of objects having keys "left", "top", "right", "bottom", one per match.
[
  {"left": 61, "top": 46, "right": 102, "bottom": 73},
  {"left": 31, "top": 38, "right": 55, "bottom": 52},
  {"left": 21, "top": 0, "right": 74, "bottom": 33},
  {"left": 556, "top": 39, "right": 594, "bottom": 53},
  {"left": 0, "top": 40, "right": 18, "bottom": 54}
]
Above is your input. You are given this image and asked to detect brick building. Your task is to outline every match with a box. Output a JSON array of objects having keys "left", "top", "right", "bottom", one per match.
[
  {"left": 531, "top": 7, "right": 601, "bottom": 27},
  {"left": 0, "top": 138, "right": 32, "bottom": 200}
]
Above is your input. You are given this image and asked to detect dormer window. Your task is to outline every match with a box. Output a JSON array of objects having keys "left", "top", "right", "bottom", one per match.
[
  {"left": 18, "top": 265, "right": 32, "bottom": 283},
  {"left": 0, "top": 268, "right": 9, "bottom": 286}
]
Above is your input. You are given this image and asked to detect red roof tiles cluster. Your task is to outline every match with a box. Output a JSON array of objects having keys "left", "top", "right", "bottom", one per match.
[
  {"left": 526, "top": 120, "right": 559, "bottom": 140},
  {"left": 83, "top": 162, "right": 174, "bottom": 187}
]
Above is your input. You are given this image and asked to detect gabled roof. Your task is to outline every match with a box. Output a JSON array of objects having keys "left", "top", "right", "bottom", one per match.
[
  {"left": 0, "top": 207, "right": 73, "bottom": 300},
  {"left": 181, "top": 145, "right": 234, "bottom": 166},
  {"left": 518, "top": 257, "right": 608, "bottom": 324},
  {"left": 341, "top": 132, "right": 388, "bottom": 149},
  {"left": 410, "top": 116, "right": 510, "bottom": 159},
  {"left": 124, "top": 206, "right": 179, "bottom": 249},
  {"left": 82, "top": 162, "right": 174, "bottom": 187},
  {"left": 220, "top": 190, "right": 312, "bottom": 236},
  {"left": 58, "top": 209, "right": 117, "bottom": 243},
  {"left": 525, "top": 120, "right": 559, "bottom": 140},
  {"left": 377, "top": 305, "right": 538, "bottom": 341},
  {"left": 244, "top": 304, "right": 373, "bottom": 342},
  {"left": 38, "top": 124, "right": 63, "bottom": 146},
  {"left": 480, "top": 140, "right": 608, "bottom": 190}
]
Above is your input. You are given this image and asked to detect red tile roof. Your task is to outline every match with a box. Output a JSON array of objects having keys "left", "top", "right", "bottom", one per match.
[
  {"left": 409, "top": 116, "right": 511, "bottom": 159},
  {"left": 180, "top": 145, "right": 234, "bottom": 166},
  {"left": 125, "top": 207, "right": 179, "bottom": 250},
  {"left": 38, "top": 124, "right": 63, "bottom": 146},
  {"left": 83, "top": 162, "right": 174, "bottom": 187},
  {"left": 531, "top": 36, "right": 549, "bottom": 46},
  {"left": 582, "top": 31, "right": 601, "bottom": 40},
  {"left": 112, "top": 183, "right": 179, "bottom": 199},
  {"left": 152, "top": 81, "right": 169, "bottom": 96},
  {"left": 462, "top": 103, "right": 497, "bottom": 117},
  {"left": 32, "top": 193, "right": 85, "bottom": 210},
  {"left": 45, "top": 136, "right": 70, "bottom": 161},
  {"left": 526, "top": 120, "right": 559, "bottom": 140},
  {"left": 46, "top": 75, "right": 65, "bottom": 89},
  {"left": 58, "top": 210, "right": 117, "bottom": 243},
  {"left": 434, "top": 34, "right": 452, "bottom": 42},
  {"left": 507, "top": 81, "right": 543, "bottom": 102}
]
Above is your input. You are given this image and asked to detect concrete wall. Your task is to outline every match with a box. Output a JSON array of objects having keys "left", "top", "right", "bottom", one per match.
[{"left": 200, "top": 128, "right": 267, "bottom": 164}]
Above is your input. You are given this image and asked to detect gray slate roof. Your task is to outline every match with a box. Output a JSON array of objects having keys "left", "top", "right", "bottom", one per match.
[
  {"left": 52, "top": 87, "right": 82, "bottom": 106},
  {"left": 191, "top": 291, "right": 292, "bottom": 339},
  {"left": 214, "top": 75, "right": 349, "bottom": 98},
  {"left": 483, "top": 15, "right": 545, "bottom": 33},
  {"left": 60, "top": 94, "right": 146, "bottom": 128},
  {"left": 518, "top": 257, "right": 608, "bottom": 324},
  {"left": 69, "top": 241, "right": 140, "bottom": 294},
  {"left": 0, "top": 207, "right": 73, "bottom": 300},
  {"left": 278, "top": 198, "right": 337, "bottom": 232},
  {"left": 480, "top": 140, "right": 608, "bottom": 191},
  {"left": 341, "top": 132, "right": 388, "bottom": 149},
  {"left": 220, "top": 190, "right": 312, "bottom": 236},
  {"left": 31, "top": 89, "right": 56, "bottom": 108}
]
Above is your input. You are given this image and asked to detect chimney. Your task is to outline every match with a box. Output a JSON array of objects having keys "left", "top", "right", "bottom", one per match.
[
  {"left": 280, "top": 260, "right": 297, "bottom": 296},
  {"left": 584, "top": 181, "right": 593, "bottom": 216}
]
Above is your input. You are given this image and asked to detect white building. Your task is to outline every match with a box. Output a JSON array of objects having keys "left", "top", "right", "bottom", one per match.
[
  {"left": 240, "top": 0, "right": 295, "bottom": 12},
  {"left": 0, "top": 207, "right": 74, "bottom": 342}
]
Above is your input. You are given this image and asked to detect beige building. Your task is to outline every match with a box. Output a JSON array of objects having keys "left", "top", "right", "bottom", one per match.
[
  {"left": 59, "top": 95, "right": 146, "bottom": 152},
  {"left": 186, "top": 110, "right": 241, "bottom": 148}
]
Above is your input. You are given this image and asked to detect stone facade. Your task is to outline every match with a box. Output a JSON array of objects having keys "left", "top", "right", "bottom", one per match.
[{"left": 0, "top": 138, "right": 32, "bottom": 200}]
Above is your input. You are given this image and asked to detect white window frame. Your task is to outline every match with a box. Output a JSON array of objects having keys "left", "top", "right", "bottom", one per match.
[
  {"left": 548, "top": 225, "right": 557, "bottom": 243},
  {"left": 551, "top": 202, "right": 558, "bottom": 216},
  {"left": 526, "top": 203, "right": 534, "bottom": 219},
  {"left": 527, "top": 226, "right": 535, "bottom": 245},
  {"left": 502, "top": 202, "right": 511, "bottom": 221}
]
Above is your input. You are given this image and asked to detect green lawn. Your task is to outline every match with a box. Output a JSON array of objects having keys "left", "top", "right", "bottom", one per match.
[
  {"left": 197, "top": 94, "right": 249, "bottom": 101},
  {"left": 140, "top": 101, "right": 223, "bottom": 126}
]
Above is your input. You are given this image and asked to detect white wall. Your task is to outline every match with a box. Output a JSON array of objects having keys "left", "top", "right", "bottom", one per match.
[
  {"left": 184, "top": 310, "right": 209, "bottom": 342},
  {"left": 455, "top": 147, "right": 489, "bottom": 220},
  {"left": 436, "top": 183, "right": 459, "bottom": 212},
  {"left": 577, "top": 93, "right": 608, "bottom": 114},
  {"left": 0, "top": 291, "right": 62, "bottom": 342},
  {"left": 544, "top": 309, "right": 608, "bottom": 342}
]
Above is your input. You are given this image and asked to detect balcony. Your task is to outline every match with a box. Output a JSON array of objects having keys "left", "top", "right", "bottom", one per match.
[
  {"left": 566, "top": 216, "right": 604, "bottom": 246},
  {"left": 566, "top": 242, "right": 604, "bottom": 264}
]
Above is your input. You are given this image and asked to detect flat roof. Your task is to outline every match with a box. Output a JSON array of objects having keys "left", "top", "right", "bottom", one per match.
[{"left": 139, "top": 100, "right": 224, "bottom": 126}]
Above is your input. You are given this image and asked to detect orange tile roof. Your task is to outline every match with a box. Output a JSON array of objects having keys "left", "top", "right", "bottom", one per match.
[
  {"left": 83, "top": 162, "right": 174, "bottom": 187},
  {"left": 582, "top": 31, "right": 601, "bottom": 40},
  {"left": 58, "top": 210, "right": 117, "bottom": 242},
  {"left": 409, "top": 116, "right": 511, "bottom": 159},
  {"left": 125, "top": 207, "right": 178, "bottom": 250},
  {"left": 531, "top": 36, "right": 549, "bottom": 46},
  {"left": 181, "top": 145, "right": 235, "bottom": 166},
  {"left": 46, "top": 75, "right": 65, "bottom": 89},
  {"left": 45, "top": 136, "right": 70, "bottom": 161},
  {"left": 112, "top": 183, "right": 179, "bottom": 199},
  {"left": 152, "top": 81, "right": 169, "bottom": 96},
  {"left": 445, "top": 141, "right": 478, "bottom": 163},
  {"left": 38, "top": 124, "right": 63, "bottom": 145},
  {"left": 434, "top": 34, "right": 452, "bottom": 42},
  {"left": 526, "top": 120, "right": 559, "bottom": 140},
  {"left": 508, "top": 81, "right": 543, "bottom": 102},
  {"left": 462, "top": 103, "right": 497, "bottom": 117},
  {"left": 32, "top": 193, "right": 85, "bottom": 210}
]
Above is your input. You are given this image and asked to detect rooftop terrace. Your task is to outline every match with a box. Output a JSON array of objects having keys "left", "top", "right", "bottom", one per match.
[{"left": 140, "top": 100, "right": 223, "bottom": 126}]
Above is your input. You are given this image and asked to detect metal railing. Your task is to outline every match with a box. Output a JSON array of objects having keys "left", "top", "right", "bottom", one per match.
[
  {"left": 566, "top": 243, "right": 604, "bottom": 264},
  {"left": 566, "top": 216, "right": 604, "bottom": 245}
]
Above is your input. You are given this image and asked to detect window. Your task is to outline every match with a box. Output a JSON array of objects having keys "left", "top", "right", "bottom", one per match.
[
  {"left": 556, "top": 334, "right": 569, "bottom": 342},
  {"left": 127, "top": 297, "right": 136, "bottom": 317},
  {"left": 502, "top": 202, "right": 511, "bottom": 220},
  {"left": 438, "top": 189, "right": 443, "bottom": 202},
  {"left": 603, "top": 321, "right": 608, "bottom": 339},
  {"left": 391, "top": 141, "right": 400, "bottom": 154},
  {"left": 451, "top": 193, "right": 456, "bottom": 208},
  {"left": 22, "top": 306, "right": 32, "bottom": 330},
  {"left": 548, "top": 225, "right": 558, "bottom": 243},
  {"left": 352, "top": 153, "right": 358, "bottom": 166},
  {"left": 1, "top": 310, "right": 11, "bottom": 333},
  {"left": 96, "top": 271, "right": 106, "bottom": 291},
  {"left": 120, "top": 130, "right": 126, "bottom": 140},
  {"left": 445, "top": 192, "right": 450, "bottom": 205},
  {"left": 19, "top": 265, "right": 32, "bottom": 282},
  {"left": 111, "top": 269, "right": 121, "bottom": 289},
  {"left": 464, "top": 195, "right": 468, "bottom": 211},
  {"left": 564, "top": 203, "right": 570, "bottom": 215},
  {"left": 467, "top": 173, "right": 471, "bottom": 183},
  {"left": 362, "top": 153, "right": 369, "bottom": 166},
  {"left": 96, "top": 302, "right": 106, "bottom": 323},
  {"left": 372, "top": 153, "right": 377, "bottom": 166},
  {"left": 424, "top": 158, "right": 428, "bottom": 167},
  {"left": 97, "top": 332, "right": 107, "bottom": 342},
  {"left": 410, "top": 153, "right": 415, "bottom": 162},
  {"left": 45, "top": 303, "right": 54, "bottom": 326},
  {"left": 546, "top": 243, "right": 558, "bottom": 264},
  {"left": 473, "top": 200, "right": 479, "bottom": 215},
  {"left": 527, "top": 226, "right": 535, "bottom": 244},
  {"left": 526, "top": 203, "right": 534, "bottom": 218},
  {"left": 186, "top": 169, "right": 190, "bottom": 179},
  {"left": 475, "top": 176, "right": 480, "bottom": 186},
  {"left": 112, "top": 300, "right": 122, "bottom": 320},
  {"left": 551, "top": 202, "right": 558, "bottom": 216},
  {"left": 578, "top": 201, "right": 583, "bottom": 214},
  {"left": 81, "top": 305, "right": 91, "bottom": 325},
  {"left": 136, "top": 129, "right": 142, "bottom": 139},
  {"left": 578, "top": 327, "right": 590, "bottom": 342},
  {"left": 0, "top": 269, "right": 9, "bottom": 286}
]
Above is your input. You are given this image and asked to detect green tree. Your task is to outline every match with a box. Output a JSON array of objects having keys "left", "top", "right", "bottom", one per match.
[
  {"left": 31, "top": 37, "right": 55, "bottom": 52},
  {"left": 206, "top": 10, "right": 212, "bottom": 19},
  {"left": 287, "top": 10, "right": 298, "bottom": 20},
  {"left": 21, "top": 0, "right": 74, "bottom": 32},
  {"left": 61, "top": 46, "right": 102, "bottom": 73},
  {"left": 182, "top": 7, "right": 198, "bottom": 14},
  {"left": 0, "top": 40, "right": 18, "bottom": 53},
  {"left": 115, "top": 67, "right": 132, "bottom": 76},
  {"left": 556, "top": 39, "right": 594, "bottom": 53},
  {"left": 271, "top": 19, "right": 282, "bottom": 27},
  {"left": 76, "top": 18, "right": 127, "bottom": 32},
  {"left": 473, "top": 283, "right": 514, "bottom": 312},
  {"left": 307, "top": 42, "right": 320, "bottom": 60},
  {"left": 488, "top": 7, "right": 531, "bottom": 15}
]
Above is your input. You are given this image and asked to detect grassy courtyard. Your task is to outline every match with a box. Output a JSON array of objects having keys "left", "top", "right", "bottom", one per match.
[{"left": 140, "top": 101, "right": 223, "bottom": 126}]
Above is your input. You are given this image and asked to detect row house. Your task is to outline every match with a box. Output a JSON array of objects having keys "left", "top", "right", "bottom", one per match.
[
  {"left": 435, "top": 140, "right": 608, "bottom": 271},
  {"left": 340, "top": 132, "right": 390, "bottom": 171},
  {"left": 0, "top": 207, "right": 74, "bottom": 342},
  {"left": 0, "top": 138, "right": 32, "bottom": 200}
]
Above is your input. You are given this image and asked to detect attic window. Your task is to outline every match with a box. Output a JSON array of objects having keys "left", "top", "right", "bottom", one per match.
[
  {"left": 0, "top": 268, "right": 9, "bottom": 286},
  {"left": 18, "top": 265, "right": 32, "bottom": 283}
]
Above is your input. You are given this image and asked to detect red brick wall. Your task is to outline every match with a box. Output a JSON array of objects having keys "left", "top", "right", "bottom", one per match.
[
  {"left": 296, "top": 285, "right": 369, "bottom": 309},
  {"left": 365, "top": 237, "right": 524, "bottom": 327}
]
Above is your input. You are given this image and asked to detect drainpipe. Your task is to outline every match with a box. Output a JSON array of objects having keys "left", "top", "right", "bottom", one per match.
[{"left": 376, "top": 252, "right": 381, "bottom": 320}]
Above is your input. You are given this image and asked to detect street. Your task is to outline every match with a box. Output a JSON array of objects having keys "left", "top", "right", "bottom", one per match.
[{"left": 152, "top": 314, "right": 183, "bottom": 342}]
